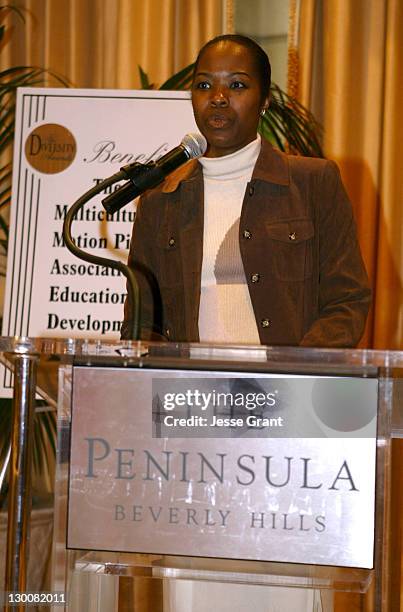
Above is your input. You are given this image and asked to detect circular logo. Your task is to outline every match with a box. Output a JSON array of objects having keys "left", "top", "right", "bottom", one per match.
[{"left": 25, "top": 123, "right": 76, "bottom": 174}]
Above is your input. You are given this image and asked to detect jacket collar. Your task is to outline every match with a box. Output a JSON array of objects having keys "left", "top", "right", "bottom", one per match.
[
  {"left": 252, "top": 137, "right": 290, "bottom": 185},
  {"left": 162, "top": 137, "right": 290, "bottom": 193}
]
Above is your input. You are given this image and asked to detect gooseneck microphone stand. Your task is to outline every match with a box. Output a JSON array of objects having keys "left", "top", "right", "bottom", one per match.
[
  {"left": 63, "top": 134, "right": 207, "bottom": 340},
  {"left": 62, "top": 168, "right": 145, "bottom": 341}
]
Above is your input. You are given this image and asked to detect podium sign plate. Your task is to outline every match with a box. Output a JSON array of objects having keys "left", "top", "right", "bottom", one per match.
[{"left": 67, "top": 366, "right": 378, "bottom": 568}]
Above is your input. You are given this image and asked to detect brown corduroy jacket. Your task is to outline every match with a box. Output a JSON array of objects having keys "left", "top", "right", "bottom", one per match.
[{"left": 122, "top": 139, "right": 371, "bottom": 347}]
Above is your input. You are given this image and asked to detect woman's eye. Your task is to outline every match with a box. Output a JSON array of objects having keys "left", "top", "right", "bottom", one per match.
[
  {"left": 195, "top": 81, "right": 210, "bottom": 89},
  {"left": 230, "top": 81, "right": 246, "bottom": 89}
]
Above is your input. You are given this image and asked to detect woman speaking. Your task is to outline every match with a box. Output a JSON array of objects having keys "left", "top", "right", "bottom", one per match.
[{"left": 121, "top": 34, "right": 370, "bottom": 347}]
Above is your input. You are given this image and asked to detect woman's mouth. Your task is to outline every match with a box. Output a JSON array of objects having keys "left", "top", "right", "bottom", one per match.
[{"left": 206, "top": 114, "right": 230, "bottom": 129}]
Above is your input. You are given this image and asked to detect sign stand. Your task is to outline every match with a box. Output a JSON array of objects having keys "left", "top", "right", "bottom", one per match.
[{"left": 3, "top": 339, "right": 39, "bottom": 608}]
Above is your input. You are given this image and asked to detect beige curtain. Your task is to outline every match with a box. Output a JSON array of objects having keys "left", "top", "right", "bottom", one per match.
[
  {"left": 296, "top": 0, "right": 403, "bottom": 350},
  {"left": 1, "top": 0, "right": 225, "bottom": 88}
]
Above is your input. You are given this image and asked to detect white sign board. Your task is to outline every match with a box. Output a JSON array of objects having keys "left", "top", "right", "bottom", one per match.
[{"left": 1, "top": 88, "right": 197, "bottom": 394}]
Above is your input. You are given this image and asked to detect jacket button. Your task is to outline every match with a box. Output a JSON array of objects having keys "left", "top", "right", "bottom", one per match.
[
  {"left": 289, "top": 231, "right": 297, "bottom": 241},
  {"left": 261, "top": 318, "right": 271, "bottom": 328},
  {"left": 168, "top": 237, "right": 175, "bottom": 247},
  {"left": 249, "top": 185, "right": 255, "bottom": 196},
  {"left": 243, "top": 229, "right": 252, "bottom": 239},
  {"left": 251, "top": 273, "right": 260, "bottom": 283}
]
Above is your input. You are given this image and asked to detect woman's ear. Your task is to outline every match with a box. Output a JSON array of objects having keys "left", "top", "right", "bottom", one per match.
[
  {"left": 261, "top": 93, "right": 271, "bottom": 115},
  {"left": 262, "top": 93, "right": 271, "bottom": 112}
]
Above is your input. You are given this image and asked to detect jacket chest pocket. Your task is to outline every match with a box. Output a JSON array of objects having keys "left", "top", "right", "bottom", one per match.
[{"left": 265, "top": 218, "right": 314, "bottom": 281}]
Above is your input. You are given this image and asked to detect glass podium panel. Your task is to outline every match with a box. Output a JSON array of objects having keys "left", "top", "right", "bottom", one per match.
[
  {"left": 0, "top": 338, "right": 402, "bottom": 611},
  {"left": 31, "top": 338, "right": 399, "bottom": 612}
]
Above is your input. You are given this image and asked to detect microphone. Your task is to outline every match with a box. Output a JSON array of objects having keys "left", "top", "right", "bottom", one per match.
[{"left": 102, "top": 132, "right": 207, "bottom": 215}]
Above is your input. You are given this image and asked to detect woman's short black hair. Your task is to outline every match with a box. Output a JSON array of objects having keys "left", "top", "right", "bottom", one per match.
[{"left": 194, "top": 34, "right": 271, "bottom": 102}]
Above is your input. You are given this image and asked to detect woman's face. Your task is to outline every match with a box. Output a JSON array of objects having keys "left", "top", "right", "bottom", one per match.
[{"left": 192, "top": 41, "right": 269, "bottom": 158}]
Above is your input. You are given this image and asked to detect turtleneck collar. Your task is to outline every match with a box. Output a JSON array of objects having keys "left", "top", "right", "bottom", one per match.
[
  {"left": 161, "top": 137, "right": 290, "bottom": 193},
  {"left": 199, "top": 135, "right": 261, "bottom": 181}
]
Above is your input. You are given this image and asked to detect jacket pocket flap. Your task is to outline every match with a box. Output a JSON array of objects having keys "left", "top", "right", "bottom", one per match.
[{"left": 266, "top": 218, "right": 314, "bottom": 243}]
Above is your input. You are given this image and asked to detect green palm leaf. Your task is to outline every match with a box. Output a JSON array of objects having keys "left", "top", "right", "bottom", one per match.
[
  {"left": 138, "top": 65, "right": 153, "bottom": 89},
  {"left": 159, "top": 62, "right": 195, "bottom": 91}
]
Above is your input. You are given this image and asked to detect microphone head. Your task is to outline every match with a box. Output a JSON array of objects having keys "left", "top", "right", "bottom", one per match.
[{"left": 181, "top": 133, "right": 207, "bottom": 159}]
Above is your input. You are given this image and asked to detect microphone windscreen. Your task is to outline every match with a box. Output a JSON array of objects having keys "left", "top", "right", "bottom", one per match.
[{"left": 181, "top": 133, "right": 207, "bottom": 158}]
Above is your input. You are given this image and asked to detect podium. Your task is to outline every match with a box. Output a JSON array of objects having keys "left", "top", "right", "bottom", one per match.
[{"left": 2, "top": 337, "right": 402, "bottom": 611}]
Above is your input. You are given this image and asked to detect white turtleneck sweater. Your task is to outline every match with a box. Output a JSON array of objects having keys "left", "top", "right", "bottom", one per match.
[{"left": 198, "top": 136, "right": 261, "bottom": 344}]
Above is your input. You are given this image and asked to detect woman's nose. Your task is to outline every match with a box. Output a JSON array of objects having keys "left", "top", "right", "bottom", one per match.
[{"left": 210, "top": 88, "right": 228, "bottom": 107}]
